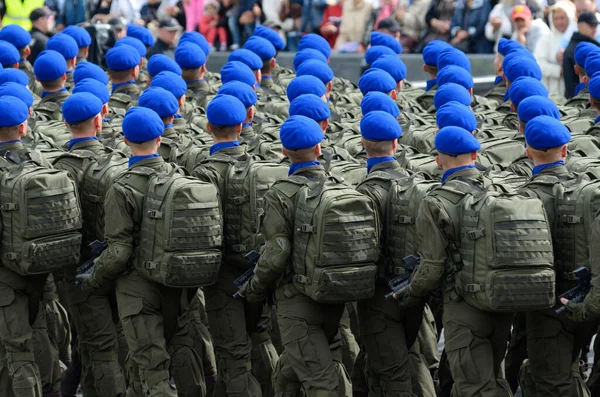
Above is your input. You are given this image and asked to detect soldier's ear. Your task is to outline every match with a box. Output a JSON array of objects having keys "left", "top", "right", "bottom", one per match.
[
  {"left": 391, "top": 139, "right": 397, "bottom": 153},
  {"left": 525, "top": 147, "right": 532, "bottom": 159},
  {"left": 327, "top": 81, "right": 332, "bottom": 92},
  {"left": 562, "top": 145, "right": 568, "bottom": 158},
  {"left": 435, "top": 155, "right": 442, "bottom": 169},
  {"left": 470, "top": 152, "right": 477, "bottom": 161},
  {"left": 270, "top": 58, "right": 276, "bottom": 69}
]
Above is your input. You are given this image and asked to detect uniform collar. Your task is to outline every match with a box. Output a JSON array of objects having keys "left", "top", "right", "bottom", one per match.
[
  {"left": 68, "top": 136, "right": 99, "bottom": 151},
  {"left": 532, "top": 160, "right": 566, "bottom": 176},
  {"left": 210, "top": 140, "right": 240, "bottom": 156},
  {"left": 41, "top": 87, "right": 68, "bottom": 98},
  {"left": 367, "top": 156, "right": 396, "bottom": 173},
  {"left": 442, "top": 164, "right": 477, "bottom": 184},
  {"left": 595, "top": 115, "right": 600, "bottom": 125},
  {"left": 494, "top": 75, "right": 503, "bottom": 85},
  {"left": 111, "top": 80, "right": 137, "bottom": 94},
  {"left": 575, "top": 82, "right": 587, "bottom": 96},
  {"left": 425, "top": 79, "right": 437, "bottom": 92},
  {"left": 129, "top": 153, "right": 160, "bottom": 168},
  {"left": 163, "top": 125, "right": 178, "bottom": 138},
  {"left": 289, "top": 160, "right": 321, "bottom": 176}
]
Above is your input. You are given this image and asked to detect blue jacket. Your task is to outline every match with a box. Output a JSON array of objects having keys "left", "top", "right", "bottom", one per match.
[{"left": 450, "top": 0, "right": 492, "bottom": 53}]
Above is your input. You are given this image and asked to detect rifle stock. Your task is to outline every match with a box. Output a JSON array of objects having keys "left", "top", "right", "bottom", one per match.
[
  {"left": 233, "top": 251, "right": 261, "bottom": 298},
  {"left": 555, "top": 266, "right": 592, "bottom": 314},
  {"left": 384, "top": 255, "right": 420, "bottom": 300},
  {"left": 74, "top": 240, "right": 108, "bottom": 285}
]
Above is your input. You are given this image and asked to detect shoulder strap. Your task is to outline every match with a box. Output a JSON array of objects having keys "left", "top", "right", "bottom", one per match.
[{"left": 0, "top": 150, "right": 23, "bottom": 166}]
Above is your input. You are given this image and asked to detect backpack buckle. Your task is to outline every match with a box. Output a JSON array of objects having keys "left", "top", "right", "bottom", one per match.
[
  {"left": 464, "top": 284, "right": 483, "bottom": 292},
  {"left": 0, "top": 203, "right": 18, "bottom": 211},
  {"left": 4, "top": 253, "right": 18, "bottom": 260},
  {"left": 396, "top": 215, "right": 415, "bottom": 224},
  {"left": 294, "top": 274, "right": 311, "bottom": 284},
  {"left": 467, "top": 229, "right": 485, "bottom": 239},
  {"left": 233, "top": 196, "right": 248, "bottom": 205},
  {"left": 143, "top": 261, "right": 158, "bottom": 270},
  {"left": 232, "top": 245, "right": 247, "bottom": 253},
  {"left": 300, "top": 224, "right": 314, "bottom": 233},
  {"left": 83, "top": 193, "right": 103, "bottom": 203},
  {"left": 147, "top": 210, "right": 164, "bottom": 219},
  {"left": 562, "top": 215, "right": 583, "bottom": 224}
]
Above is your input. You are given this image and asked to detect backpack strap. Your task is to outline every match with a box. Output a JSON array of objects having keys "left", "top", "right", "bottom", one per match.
[{"left": 0, "top": 150, "right": 23, "bottom": 166}]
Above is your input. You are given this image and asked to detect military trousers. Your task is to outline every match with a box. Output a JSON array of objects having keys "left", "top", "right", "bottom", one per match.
[
  {"left": 116, "top": 271, "right": 203, "bottom": 397},
  {"left": 189, "top": 289, "right": 217, "bottom": 377}
]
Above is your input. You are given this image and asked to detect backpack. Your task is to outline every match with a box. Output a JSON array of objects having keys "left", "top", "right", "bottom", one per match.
[
  {"left": 32, "top": 101, "right": 63, "bottom": 123},
  {"left": 566, "top": 155, "right": 600, "bottom": 179},
  {"left": 399, "top": 125, "right": 437, "bottom": 154},
  {"left": 396, "top": 147, "right": 443, "bottom": 179},
  {"left": 436, "top": 180, "right": 555, "bottom": 312},
  {"left": 567, "top": 135, "right": 600, "bottom": 158},
  {"left": 477, "top": 138, "right": 526, "bottom": 169},
  {"left": 474, "top": 126, "right": 518, "bottom": 141},
  {"left": 286, "top": 174, "right": 379, "bottom": 303},
  {"left": 33, "top": 120, "right": 70, "bottom": 148},
  {"left": 325, "top": 158, "right": 367, "bottom": 188},
  {"left": 562, "top": 115, "right": 594, "bottom": 135}
]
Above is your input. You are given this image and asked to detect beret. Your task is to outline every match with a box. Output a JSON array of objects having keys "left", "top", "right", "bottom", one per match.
[
  {"left": 422, "top": 40, "right": 452, "bottom": 66},
  {"left": 360, "top": 91, "right": 399, "bottom": 117},
  {"left": 115, "top": 36, "right": 147, "bottom": 57},
  {"left": 503, "top": 55, "right": 542, "bottom": 82},
  {"left": 436, "top": 101, "right": 477, "bottom": 132},
  {"left": 62, "top": 92, "right": 103, "bottom": 124},
  {"left": 0, "top": 68, "right": 28, "bottom": 86},
  {"left": 0, "top": 25, "right": 31, "bottom": 49},
  {"left": 497, "top": 38, "right": 526, "bottom": 57},
  {"left": 586, "top": 52, "right": 600, "bottom": 76},
  {"left": 280, "top": 115, "right": 324, "bottom": 150},
  {"left": 206, "top": 94, "right": 247, "bottom": 126},
  {"left": 298, "top": 33, "right": 331, "bottom": 58},
  {"left": 289, "top": 94, "right": 330, "bottom": 122},
  {"left": 589, "top": 73, "right": 600, "bottom": 99},
  {"left": 244, "top": 36, "right": 276, "bottom": 60},
  {"left": 437, "top": 47, "right": 471, "bottom": 72},
  {"left": 361, "top": 110, "right": 402, "bottom": 141},
  {"left": 0, "top": 40, "right": 19, "bottom": 67},
  {"left": 218, "top": 81, "right": 257, "bottom": 108},
  {"left": 286, "top": 75, "right": 326, "bottom": 102},
  {"left": 435, "top": 126, "right": 480, "bottom": 155},
  {"left": 517, "top": 96, "right": 561, "bottom": 123},
  {"left": 293, "top": 48, "right": 327, "bottom": 71},
  {"left": 62, "top": 25, "right": 92, "bottom": 47},
  {"left": 138, "top": 87, "right": 179, "bottom": 117},
  {"left": 34, "top": 50, "right": 67, "bottom": 81},
  {"left": 253, "top": 25, "right": 285, "bottom": 50},
  {"left": 365, "top": 45, "right": 397, "bottom": 66},
  {"left": 127, "top": 24, "right": 155, "bottom": 47},
  {"left": 434, "top": 83, "right": 472, "bottom": 109},
  {"left": 228, "top": 49, "right": 262, "bottom": 70},
  {"left": 296, "top": 59, "right": 334, "bottom": 84},
  {"left": 106, "top": 45, "right": 141, "bottom": 71},
  {"left": 175, "top": 42, "right": 207, "bottom": 69},
  {"left": 74, "top": 61, "right": 109, "bottom": 85},
  {"left": 370, "top": 32, "right": 402, "bottom": 54},
  {"left": 508, "top": 76, "right": 548, "bottom": 107},
  {"left": 525, "top": 116, "right": 570, "bottom": 150},
  {"left": 358, "top": 68, "right": 396, "bottom": 95},
  {"left": 0, "top": 96, "right": 28, "bottom": 126},
  {"left": 437, "top": 65, "right": 474, "bottom": 90},
  {"left": 122, "top": 106, "right": 164, "bottom": 143},
  {"left": 0, "top": 82, "right": 34, "bottom": 108},
  {"left": 147, "top": 54, "right": 182, "bottom": 77},
  {"left": 47, "top": 33, "right": 79, "bottom": 59},
  {"left": 371, "top": 55, "right": 407, "bottom": 83},
  {"left": 73, "top": 78, "right": 110, "bottom": 104},
  {"left": 220, "top": 61, "right": 256, "bottom": 86},
  {"left": 150, "top": 71, "right": 187, "bottom": 98},
  {"left": 179, "top": 32, "right": 210, "bottom": 56},
  {"left": 575, "top": 42, "right": 600, "bottom": 67}
]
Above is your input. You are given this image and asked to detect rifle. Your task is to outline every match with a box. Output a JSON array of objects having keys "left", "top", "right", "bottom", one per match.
[
  {"left": 232, "top": 251, "right": 261, "bottom": 298},
  {"left": 385, "top": 255, "right": 421, "bottom": 300},
  {"left": 555, "top": 266, "right": 592, "bottom": 314},
  {"left": 74, "top": 240, "right": 108, "bottom": 285}
]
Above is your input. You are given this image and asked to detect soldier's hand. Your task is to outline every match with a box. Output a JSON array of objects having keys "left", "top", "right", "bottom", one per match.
[
  {"left": 560, "top": 297, "right": 587, "bottom": 322},
  {"left": 242, "top": 283, "right": 265, "bottom": 303},
  {"left": 394, "top": 287, "right": 423, "bottom": 308},
  {"left": 76, "top": 273, "right": 97, "bottom": 292}
]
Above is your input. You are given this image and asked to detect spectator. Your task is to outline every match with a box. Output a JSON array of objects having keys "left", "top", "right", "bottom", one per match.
[
  {"left": 229, "top": 0, "right": 261, "bottom": 49},
  {"left": 302, "top": 0, "right": 327, "bottom": 35},
  {"left": 28, "top": 7, "right": 53, "bottom": 64},
  {"left": 485, "top": 0, "right": 543, "bottom": 50},
  {"left": 147, "top": 17, "right": 182, "bottom": 59},
  {"left": 182, "top": 0, "right": 204, "bottom": 31},
  {"left": 376, "top": 17, "right": 400, "bottom": 37},
  {"left": 335, "top": 0, "right": 372, "bottom": 51},
  {"left": 1, "top": 0, "right": 44, "bottom": 30},
  {"left": 375, "top": 0, "right": 398, "bottom": 33},
  {"left": 423, "top": 0, "right": 455, "bottom": 45},
  {"left": 140, "top": 0, "right": 161, "bottom": 24},
  {"left": 450, "top": 0, "right": 493, "bottom": 53},
  {"left": 534, "top": 1, "right": 576, "bottom": 96},
  {"left": 510, "top": 4, "right": 549, "bottom": 52},
  {"left": 319, "top": 0, "right": 342, "bottom": 48},
  {"left": 200, "top": 0, "right": 228, "bottom": 50},
  {"left": 394, "top": 0, "right": 431, "bottom": 52},
  {"left": 564, "top": 11, "right": 600, "bottom": 98},
  {"left": 58, "top": 0, "right": 87, "bottom": 27}
]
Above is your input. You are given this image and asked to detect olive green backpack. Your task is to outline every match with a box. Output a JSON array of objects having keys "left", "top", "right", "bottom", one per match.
[
  {"left": 32, "top": 101, "right": 63, "bottom": 123},
  {"left": 567, "top": 135, "right": 600, "bottom": 158},
  {"left": 477, "top": 138, "right": 527, "bottom": 169},
  {"left": 396, "top": 147, "right": 443, "bottom": 180},
  {"left": 33, "top": 120, "right": 70, "bottom": 148}
]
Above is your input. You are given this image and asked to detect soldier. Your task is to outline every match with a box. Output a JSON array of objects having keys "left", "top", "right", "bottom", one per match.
[
  {"left": 586, "top": 75, "right": 600, "bottom": 133},
  {"left": 229, "top": 49, "right": 263, "bottom": 88},
  {"left": 565, "top": 42, "right": 600, "bottom": 107},
  {"left": 221, "top": 61, "right": 257, "bottom": 88},
  {"left": 73, "top": 62, "right": 109, "bottom": 86},
  {"left": 244, "top": 37, "right": 285, "bottom": 96},
  {"left": 370, "top": 31, "right": 403, "bottom": 54},
  {"left": 126, "top": 25, "right": 154, "bottom": 87},
  {"left": 0, "top": 40, "right": 20, "bottom": 68},
  {"left": 287, "top": 76, "right": 327, "bottom": 103},
  {"left": 114, "top": 37, "right": 150, "bottom": 89},
  {"left": 296, "top": 60, "right": 335, "bottom": 103},
  {"left": 0, "top": 68, "right": 30, "bottom": 88},
  {"left": 484, "top": 38, "right": 526, "bottom": 106},
  {"left": 436, "top": 102, "right": 477, "bottom": 133},
  {"left": 32, "top": 50, "right": 71, "bottom": 120},
  {"left": 147, "top": 54, "right": 182, "bottom": 86},
  {"left": 46, "top": 33, "right": 79, "bottom": 91},
  {"left": 420, "top": 40, "right": 452, "bottom": 93},
  {"left": 253, "top": 25, "right": 290, "bottom": 84},
  {"left": 298, "top": 33, "right": 331, "bottom": 60},
  {"left": 62, "top": 26, "right": 92, "bottom": 64},
  {"left": 105, "top": 45, "right": 142, "bottom": 110},
  {"left": 149, "top": 71, "right": 189, "bottom": 132},
  {"left": 433, "top": 83, "right": 472, "bottom": 110},
  {"left": 176, "top": 42, "right": 210, "bottom": 110},
  {"left": 365, "top": 46, "right": 397, "bottom": 68},
  {"left": 357, "top": 69, "right": 398, "bottom": 104},
  {"left": 217, "top": 81, "right": 260, "bottom": 146},
  {"left": 0, "top": 25, "right": 38, "bottom": 90}
]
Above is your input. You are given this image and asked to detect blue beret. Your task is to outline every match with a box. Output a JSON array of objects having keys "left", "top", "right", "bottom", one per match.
[
  {"left": 365, "top": 45, "right": 397, "bottom": 66},
  {"left": 150, "top": 71, "right": 187, "bottom": 99},
  {"left": 298, "top": 33, "right": 331, "bottom": 58},
  {"left": 73, "top": 78, "right": 110, "bottom": 104},
  {"left": 289, "top": 94, "right": 330, "bottom": 122},
  {"left": 525, "top": 116, "right": 570, "bottom": 150},
  {"left": 244, "top": 36, "right": 276, "bottom": 61},
  {"left": 138, "top": 87, "right": 179, "bottom": 117},
  {"left": 147, "top": 54, "right": 181, "bottom": 77},
  {"left": 370, "top": 32, "right": 402, "bottom": 54},
  {"left": 436, "top": 101, "right": 477, "bottom": 132},
  {"left": 122, "top": 107, "right": 164, "bottom": 143},
  {"left": 360, "top": 91, "right": 399, "bottom": 117},
  {"left": 508, "top": 76, "right": 548, "bottom": 107},
  {"left": 228, "top": 49, "right": 262, "bottom": 70},
  {"left": 62, "top": 25, "right": 92, "bottom": 48},
  {"left": 518, "top": 96, "right": 560, "bottom": 123},
  {"left": 280, "top": 115, "right": 324, "bottom": 150},
  {"left": 0, "top": 82, "right": 34, "bottom": 108},
  {"left": 437, "top": 47, "right": 471, "bottom": 72},
  {"left": 575, "top": 42, "right": 600, "bottom": 67},
  {"left": 286, "top": 75, "right": 326, "bottom": 102},
  {"left": 503, "top": 56, "right": 542, "bottom": 83},
  {"left": 0, "top": 96, "right": 27, "bottom": 127},
  {"left": 253, "top": 25, "right": 285, "bottom": 50},
  {"left": 206, "top": 94, "right": 247, "bottom": 126},
  {"left": 590, "top": 73, "right": 600, "bottom": 99},
  {"left": 422, "top": 40, "right": 452, "bottom": 66},
  {"left": 62, "top": 92, "right": 103, "bottom": 124},
  {"left": 293, "top": 49, "right": 327, "bottom": 71},
  {"left": 361, "top": 111, "right": 402, "bottom": 141},
  {"left": 586, "top": 52, "right": 600, "bottom": 76},
  {"left": 127, "top": 24, "right": 155, "bottom": 47},
  {"left": 0, "top": 25, "right": 31, "bottom": 49},
  {"left": 371, "top": 55, "right": 407, "bottom": 83},
  {"left": 175, "top": 42, "right": 207, "bottom": 69},
  {"left": 437, "top": 65, "right": 473, "bottom": 89},
  {"left": 0, "top": 68, "right": 28, "bottom": 86},
  {"left": 434, "top": 83, "right": 472, "bottom": 109},
  {"left": 115, "top": 37, "right": 147, "bottom": 57},
  {"left": 497, "top": 38, "right": 526, "bottom": 57},
  {"left": 221, "top": 61, "right": 255, "bottom": 86},
  {"left": 296, "top": 59, "right": 334, "bottom": 84},
  {"left": 218, "top": 81, "right": 257, "bottom": 108},
  {"left": 358, "top": 68, "right": 396, "bottom": 95},
  {"left": 106, "top": 45, "right": 141, "bottom": 71},
  {"left": 0, "top": 40, "right": 19, "bottom": 67},
  {"left": 435, "top": 126, "right": 480, "bottom": 155},
  {"left": 34, "top": 50, "right": 67, "bottom": 81},
  {"left": 47, "top": 33, "right": 79, "bottom": 60},
  {"left": 179, "top": 32, "right": 210, "bottom": 56},
  {"left": 74, "top": 61, "right": 109, "bottom": 85}
]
